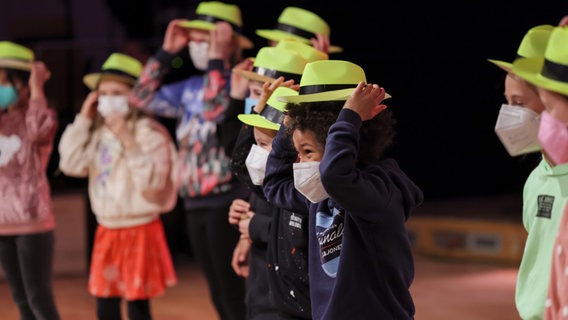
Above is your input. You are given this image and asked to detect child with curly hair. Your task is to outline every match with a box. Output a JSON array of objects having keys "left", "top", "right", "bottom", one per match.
[{"left": 262, "top": 60, "right": 424, "bottom": 319}]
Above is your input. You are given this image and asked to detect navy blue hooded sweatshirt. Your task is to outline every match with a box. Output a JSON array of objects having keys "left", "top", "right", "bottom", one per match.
[{"left": 263, "top": 109, "right": 424, "bottom": 320}]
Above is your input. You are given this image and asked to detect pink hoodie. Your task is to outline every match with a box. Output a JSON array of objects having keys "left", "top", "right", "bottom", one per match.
[{"left": 0, "top": 97, "right": 58, "bottom": 235}]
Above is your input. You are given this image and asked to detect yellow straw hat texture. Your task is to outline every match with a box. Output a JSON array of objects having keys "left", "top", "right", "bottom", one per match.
[
  {"left": 275, "top": 39, "right": 328, "bottom": 62},
  {"left": 256, "top": 7, "right": 343, "bottom": 53},
  {"left": 83, "top": 53, "right": 142, "bottom": 90},
  {"left": 488, "top": 24, "right": 554, "bottom": 72},
  {"left": 512, "top": 26, "right": 568, "bottom": 96},
  {"left": 233, "top": 47, "right": 308, "bottom": 84},
  {"left": 237, "top": 86, "right": 298, "bottom": 131},
  {"left": 177, "top": 1, "right": 254, "bottom": 49},
  {"left": 0, "top": 41, "right": 34, "bottom": 71},
  {"left": 278, "top": 60, "right": 391, "bottom": 103}
]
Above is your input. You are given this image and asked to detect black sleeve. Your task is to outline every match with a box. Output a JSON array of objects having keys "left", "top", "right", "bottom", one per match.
[{"left": 218, "top": 97, "right": 245, "bottom": 157}]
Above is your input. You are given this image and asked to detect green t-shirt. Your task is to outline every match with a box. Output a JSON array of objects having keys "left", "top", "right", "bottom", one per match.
[{"left": 516, "top": 157, "right": 568, "bottom": 320}]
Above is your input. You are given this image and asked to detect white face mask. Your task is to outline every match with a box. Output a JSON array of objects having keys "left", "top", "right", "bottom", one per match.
[
  {"left": 245, "top": 144, "right": 270, "bottom": 186},
  {"left": 293, "top": 161, "right": 329, "bottom": 204},
  {"left": 188, "top": 41, "right": 209, "bottom": 71},
  {"left": 494, "top": 104, "right": 541, "bottom": 156},
  {"left": 97, "top": 95, "right": 129, "bottom": 118}
]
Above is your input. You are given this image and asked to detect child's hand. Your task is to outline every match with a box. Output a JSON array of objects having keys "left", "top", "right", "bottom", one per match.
[
  {"left": 231, "top": 238, "right": 250, "bottom": 278},
  {"left": 28, "top": 61, "right": 50, "bottom": 99},
  {"left": 310, "top": 32, "right": 330, "bottom": 54},
  {"left": 238, "top": 211, "right": 254, "bottom": 239},
  {"left": 80, "top": 91, "right": 99, "bottom": 119},
  {"left": 230, "top": 58, "right": 253, "bottom": 99},
  {"left": 209, "top": 21, "right": 234, "bottom": 61},
  {"left": 163, "top": 19, "right": 191, "bottom": 54},
  {"left": 343, "top": 81, "right": 387, "bottom": 121},
  {"left": 228, "top": 199, "right": 250, "bottom": 225}
]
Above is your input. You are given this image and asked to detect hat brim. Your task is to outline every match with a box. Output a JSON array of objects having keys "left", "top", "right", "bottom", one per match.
[
  {"left": 0, "top": 59, "right": 31, "bottom": 71},
  {"left": 256, "top": 29, "right": 342, "bottom": 54},
  {"left": 179, "top": 20, "right": 254, "bottom": 49},
  {"left": 83, "top": 73, "right": 137, "bottom": 90},
  {"left": 487, "top": 59, "right": 512, "bottom": 73},
  {"left": 278, "top": 88, "right": 392, "bottom": 103},
  {"left": 238, "top": 114, "right": 280, "bottom": 131},
  {"left": 513, "top": 57, "right": 568, "bottom": 96},
  {"left": 232, "top": 69, "right": 285, "bottom": 84}
]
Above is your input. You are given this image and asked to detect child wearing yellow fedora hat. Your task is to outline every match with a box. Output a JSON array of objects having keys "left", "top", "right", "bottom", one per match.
[
  {"left": 487, "top": 25, "right": 565, "bottom": 320},
  {"left": 0, "top": 41, "right": 62, "bottom": 320},
  {"left": 489, "top": 24, "right": 553, "bottom": 157},
  {"left": 262, "top": 60, "right": 423, "bottom": 319},
  {"left": 226, "top": 84, "right": 313, "bottom": 319},
  {"left": 224, "top": 47, "right": 323, "bottom": 318},
  {"left": 256, "top": 6, "right": 342, "bottom": 54},
  {"left": 511, "top": 26, "right": 568, "bottom": 320},
  {"left": 128, "top": 2, "right": 253, "bottom": 318},
  {"left": 58, "top": 52, "right": 179, "bottom": 320}
]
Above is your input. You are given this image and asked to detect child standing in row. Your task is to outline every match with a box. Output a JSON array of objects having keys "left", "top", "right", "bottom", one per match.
[
  {"left": 127, "top": 2, "right": 254, "bottom": 318},
  {"left": 0, "top": 41, "right": 61, "bottom": 320},
  {"left": 512, "top": 25, "right": 568, "bottom": 320},
  {"left": 263, "top": 60, "right": 424, "bottom": 319},
  {"left": 58, "top": 52, "right": 178, "bottom": 320}
]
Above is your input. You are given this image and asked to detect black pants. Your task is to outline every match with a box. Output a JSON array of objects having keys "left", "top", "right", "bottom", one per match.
[
  {"left": 0, "top": 231, "right": 60, "bottom": 320},
  {"left": 96, "top": 297, "right": 151, "bottom": 320},
  {"left": 186, "top": 206, "right": 246, "bottom": 320}
]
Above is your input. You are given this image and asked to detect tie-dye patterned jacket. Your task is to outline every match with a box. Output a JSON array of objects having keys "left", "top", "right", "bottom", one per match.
[
  {"left": 0, "top": 98, "right": 57, "bottom": 235},
  {"left": 129, "top": 49, "right": 247, "bottom": 209}
]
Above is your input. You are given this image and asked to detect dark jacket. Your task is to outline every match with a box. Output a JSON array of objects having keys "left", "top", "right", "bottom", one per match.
[
  {"left": 229, "top": 103, "right": 311, "bottom": 319},
  {"left": 263, "top": 109, "right": 424, "bottom": 320}
]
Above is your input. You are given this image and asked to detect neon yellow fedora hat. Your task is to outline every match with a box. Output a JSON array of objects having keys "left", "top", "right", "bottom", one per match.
[
  {"left": 488, "top": 24, "right": 554, "bottom": 72},
  {"left": 238, "top": 86, "right": 298, "bottom": 131},
  {"left": 275, "top": 39, "right": 328, "bottom": 62},
  {"left": 83, "top": 53, "right": 142, "bottom": 90},
  {"left": 177, "top": 1, "right": 253, "bottom": 49},
  {"left": 233, "top": 47, "right": 308, "bottom": 84},
  {"left": 278, "top": 60, "right": 391, "bottom": 103},
  {"left": 512, "top": 26, "right": 568, "bottom": 96},
  {"left": 0, "top": 41, "right": 34, "bottom": 71},
  {"left": 256, "top": 7, "right": 343, "bottom": 53}
]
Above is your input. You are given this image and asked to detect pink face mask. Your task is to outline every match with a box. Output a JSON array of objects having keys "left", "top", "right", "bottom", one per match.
[{"left": 538, "top": 110, "right": 568, "bottom": 165}]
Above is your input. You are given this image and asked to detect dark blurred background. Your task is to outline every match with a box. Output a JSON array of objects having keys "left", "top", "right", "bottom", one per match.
[{"left": 1, "top": 0, "right": 565, "bottom": 260}]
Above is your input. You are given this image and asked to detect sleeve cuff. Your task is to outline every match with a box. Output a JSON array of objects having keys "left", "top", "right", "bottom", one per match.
[
  {"left": 154, "top": 48, "right": 176, "bottom": 65},
  {"left": 75, "top": 114, "right": 93, "bottom": 128},
  {"left": 207, "top": 59, "right": 224, "bottom": 71},
  {"left": 338, "top": 108, "right": 363, "bottom": 129}
]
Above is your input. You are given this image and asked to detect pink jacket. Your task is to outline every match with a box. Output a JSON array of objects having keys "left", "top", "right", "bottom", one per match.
[{"left": 0, "top": 98, "right": 58, "bottom": 235}]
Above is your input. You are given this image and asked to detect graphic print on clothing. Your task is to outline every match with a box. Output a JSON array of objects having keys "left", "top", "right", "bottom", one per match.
[
  {"left": 537, "top": 195, "right": 555, "bottom": 219},
  {"left": 178, "top": 116, "right": 232, "bottom": 197},
  {"left": 93, "top": 133, "right": 121, "bottom": 198},
  {"left": 0, "top": 134, "right": 21, "bottom": 166},
  {"left": 316, "top": 206, "right": 344, "bottom": 278}
]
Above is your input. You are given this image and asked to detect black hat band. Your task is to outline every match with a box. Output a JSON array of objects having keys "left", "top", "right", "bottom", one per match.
[
  {"left": 260, "top": 104, "right": 285, "bottom": 125},
  {"left": 299, "top": 83, "right": 356, "bottom": 95},
  {"left": 196, "top": 14, "right": 242, "bottom": 35},
  {"left": 275, "top": 22, "right": 316, "bottom": 41},
  {"left": 252, "top": 66, "right": 302, "bottom": 83},
  {"left": 541, "top": 59, "right": 568, "bottom": 83},
  {"left": 100, "top": 69, "right": 137, "bottom": 81}
]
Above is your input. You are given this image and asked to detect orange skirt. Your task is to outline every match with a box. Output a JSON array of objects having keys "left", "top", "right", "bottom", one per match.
[{"left": 88, "top": 218, "right": 178, "bottom": 300}]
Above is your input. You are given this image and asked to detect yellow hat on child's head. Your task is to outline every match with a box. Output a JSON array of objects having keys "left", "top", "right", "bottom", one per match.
[
  {"left": 238, "top": 86, "right": 298, "bottom": 131},
  {"left": 256, "top": 7, "right": 342, "bottom": 53},
  {"left": 83, "top": 53, "right": 142, "bottom": 90},
  {"left": 177, "top": 1, "right": 254, "bottom": 49},
  {"left": 275, "top": 39, "right": 328, "bottom": 62},
  {"left": 0, "top": 41, "right": 34, "bottom": 71}
]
